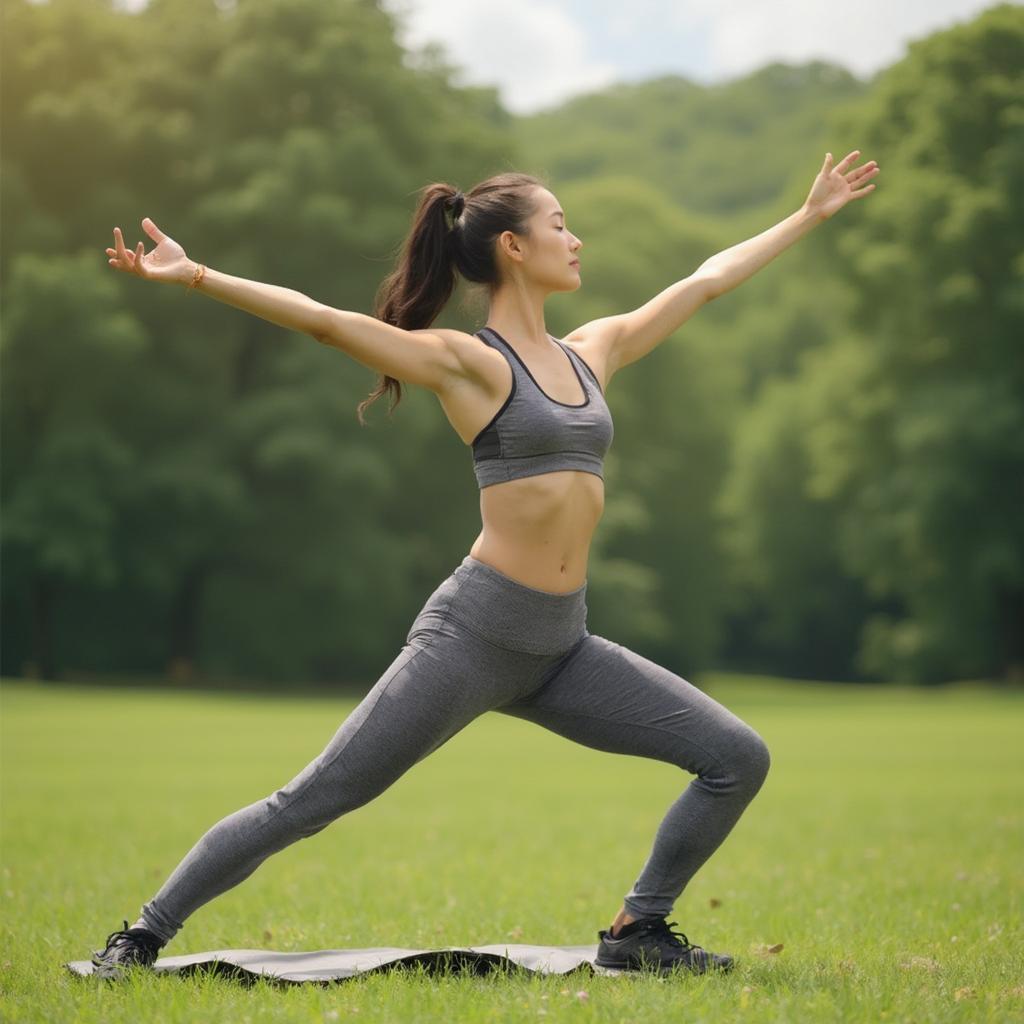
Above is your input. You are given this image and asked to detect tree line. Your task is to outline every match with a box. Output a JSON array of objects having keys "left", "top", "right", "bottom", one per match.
[{"left": 2, "top": 0, "right": 1021, "bottom": 686}]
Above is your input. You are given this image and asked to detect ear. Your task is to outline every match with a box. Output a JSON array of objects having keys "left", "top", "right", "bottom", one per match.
[{"left": 497, "top": 229, "right": 526, "bottom": 263}]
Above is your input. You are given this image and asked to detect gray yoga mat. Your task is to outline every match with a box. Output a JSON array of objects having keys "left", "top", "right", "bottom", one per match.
[{"left": 66, "top": 943, "right": 624, "bottom": 985}]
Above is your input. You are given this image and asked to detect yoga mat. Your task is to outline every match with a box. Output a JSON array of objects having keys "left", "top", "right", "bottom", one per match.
[{"left": 66, "top": 943, "right": 627, "bottom": 985}]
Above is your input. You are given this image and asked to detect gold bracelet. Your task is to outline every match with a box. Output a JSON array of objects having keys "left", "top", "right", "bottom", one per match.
[{"left": 186, "top": 262, "right": 206, "bottom": 292}]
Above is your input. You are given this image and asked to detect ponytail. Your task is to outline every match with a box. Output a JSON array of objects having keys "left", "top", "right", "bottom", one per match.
[
  {"left": 358, "top": 171, "right": 545, "bottom": 424},
  {"left": 357, "top": 184, "right": 461, "bottom": 425}
]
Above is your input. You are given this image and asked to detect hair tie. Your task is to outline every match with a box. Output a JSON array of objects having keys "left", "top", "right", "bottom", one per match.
[{"left": 448, "top": 190, "right": 465, "bottom": 221}]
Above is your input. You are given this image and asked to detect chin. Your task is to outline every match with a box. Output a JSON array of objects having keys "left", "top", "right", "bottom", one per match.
[{"left": 543, "top": 271, "right": 583, "bottom": 294}]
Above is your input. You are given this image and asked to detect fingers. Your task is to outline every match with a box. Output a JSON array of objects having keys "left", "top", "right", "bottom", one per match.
[
  {"left": 107, "top": 219, "right": 168, "bottom": 275},
  {"left": 835, "top": 149, "right": 861, "bottom": 174},
  {"left": 142, "top": 216, "right": 165, "bottom": 242},
  {"left": 107, "top": 226, "right": 152, "bottom": 275},
  {"left": 113, "top": 226, "right": 129, "bottom": 262},
  {"left": 108, "top": 226, "right": 135, "bottom": 271},
  {"left": 851, "top": 162, "right": 879, "bottom": 185},
  {"left": 824, "top": 150, "right": 880, "bottom": 187}
]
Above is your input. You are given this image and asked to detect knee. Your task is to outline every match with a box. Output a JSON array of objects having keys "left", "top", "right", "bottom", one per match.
[
  {"left": 731, "top": 727, "right": 771, "bottom": 795},
  {"left": 260, "top": 790, "right": 351, "bottom": 844},
  {"left": 702, "top": 725, "right": 770, "bottom": 797},
  {"left": 260, "top": 775, "right": 362, "bottom": 840}
]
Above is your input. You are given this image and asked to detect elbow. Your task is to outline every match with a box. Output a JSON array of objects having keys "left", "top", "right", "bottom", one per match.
[
  {"left": 310, "top": 304, "right": 339, "bottom": 347},
  {"left": 691, "top": 267, "right": 722, "bottom": 303}
]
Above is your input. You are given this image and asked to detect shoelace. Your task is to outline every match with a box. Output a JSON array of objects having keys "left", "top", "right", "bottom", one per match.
[
  {"left": 95, "top": 919, "right": 160, "bottom": 959},
  {"left": 643, "top": 919, "right": 705, "bottom": 954}
]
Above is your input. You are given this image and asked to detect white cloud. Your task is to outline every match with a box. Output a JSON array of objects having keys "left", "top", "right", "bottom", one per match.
[
  {"left": 387, "top": 0, "right": 1001, "bottom": 112},
  {"left": 115, "top": 0, "right": 1005, "bottom": 112},
  {"left": 385, "top": 0, "right": 618, "bottom": 113},
  {"left": 668, "top": 0, "right": 999, "bottom": 81}
]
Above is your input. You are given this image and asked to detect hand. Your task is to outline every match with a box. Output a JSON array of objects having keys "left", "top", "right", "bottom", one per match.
[
  {"left": 803, "top": 150, "right": 879, "bottom": 220},
  {"left": 105, "top": 217, "right": 193, "bottom": 284}
]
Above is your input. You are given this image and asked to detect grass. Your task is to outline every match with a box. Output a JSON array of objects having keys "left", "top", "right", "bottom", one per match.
[{"left": 1, "top": 673, "right": 1021, "bottom": 1023}]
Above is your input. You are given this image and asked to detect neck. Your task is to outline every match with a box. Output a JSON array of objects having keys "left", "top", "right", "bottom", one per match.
[{"left": 485, "top": 279, "right": 551, "bottom": 347}]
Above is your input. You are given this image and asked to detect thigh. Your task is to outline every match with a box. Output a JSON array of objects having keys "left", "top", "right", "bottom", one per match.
[
  {"left": 275, "top": 630, "right": 517, "bottom": 814},
  {"left": 498, "top": 633, "right": 761, "bottom": 779}
]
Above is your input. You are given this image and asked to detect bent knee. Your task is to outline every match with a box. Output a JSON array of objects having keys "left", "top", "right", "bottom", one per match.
[
  {"left": 700, "top": 724, "right": 770, "bottom": 795},
  {"left": 741, "top": 729, "right": 770, "bottom": 790}
]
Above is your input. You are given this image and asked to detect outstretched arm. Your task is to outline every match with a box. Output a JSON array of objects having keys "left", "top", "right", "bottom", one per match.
[
  {"left": 106, "top": 218, "right": 463, "bottom": 393},
  {"left": 567, "top": 150, "right": 879, "bottom": 386},
  {"left": 699, "top": 150, "right": 878, "bottom": 298}
]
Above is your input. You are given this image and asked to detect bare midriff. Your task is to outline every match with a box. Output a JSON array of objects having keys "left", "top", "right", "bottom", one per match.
[{"left": 467, "top": 469, "right": 604, "bottom": 594}]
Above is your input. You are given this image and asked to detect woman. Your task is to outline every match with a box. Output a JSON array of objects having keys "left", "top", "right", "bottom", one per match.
[{"left": 91, "top": 152, "right": 879, "bottom": 978}]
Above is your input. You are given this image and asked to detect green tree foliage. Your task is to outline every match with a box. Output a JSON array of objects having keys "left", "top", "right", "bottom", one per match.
[
  {"left": 718, "top": 345, "right": 881, "bottom": 680},
  {"left": 517, "top": 62, "right": 868, "bottom": 217},
  {"left": 3, "top": 0, "right": 1019, "bottom": 687},
  {"left": 518, "top": 5, "right": 1023, "bottom": 683},
  {"left": 816, "top": 3, "right": 1024, "bottom": 681},
  {"left": 1, "top": 0, "right": 508, "bottom": 682},
  {"left": 719, "top": 3, "right": 1024, "bottom": 682},
  {"left": 1, "top": 253, "right": 147, "bottom": 678}
]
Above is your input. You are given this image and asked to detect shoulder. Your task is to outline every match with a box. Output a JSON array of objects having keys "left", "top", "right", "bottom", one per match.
[
  {"left": 426, "top": 327, "right": 490, "bottom": 367},
  {"left": 419, "top": 327, "right": 508, "bottom": 395},
  {"left": 414, "top": 327, "right": 482, "bottom": 347}
]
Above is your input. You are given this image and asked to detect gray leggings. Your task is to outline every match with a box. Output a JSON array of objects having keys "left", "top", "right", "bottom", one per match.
[{"left": 136, "top": 555, "right": 770, "bottom": 945}]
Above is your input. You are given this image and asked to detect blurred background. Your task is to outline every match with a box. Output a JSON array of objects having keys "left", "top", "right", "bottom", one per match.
[{"left": 1, "top": 0, "right": 1021, "bottom": 690}]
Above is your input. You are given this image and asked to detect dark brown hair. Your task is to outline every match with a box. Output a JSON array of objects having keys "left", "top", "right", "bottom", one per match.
[{"left": 357, "top": 171, "right": 546, "bottom": 424}]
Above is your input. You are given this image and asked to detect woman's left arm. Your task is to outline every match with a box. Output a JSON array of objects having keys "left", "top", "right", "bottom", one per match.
[
  {"left": 700, "top": 149, "right": 878, "bottom": 299},
  {"left": 569, "top": 150, "right": 879, "bottom": 385}
]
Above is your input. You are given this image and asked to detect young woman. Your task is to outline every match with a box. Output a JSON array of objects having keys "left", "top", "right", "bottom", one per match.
[{"left": 92, "top": 152, "right": 879, "bottom": 978}]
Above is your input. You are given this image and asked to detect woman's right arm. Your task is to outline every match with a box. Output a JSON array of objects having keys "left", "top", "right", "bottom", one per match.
[{"left": 107, "top": 218, "right": 464, "bottom": 394}]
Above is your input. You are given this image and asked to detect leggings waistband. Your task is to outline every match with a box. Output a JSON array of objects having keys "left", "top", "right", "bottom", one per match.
[
  {"left": 444, "top": 555, "right": 589, "bottom": 655},
  {"left": 458, "top": 555, "right": 587, "bottom": 597}
]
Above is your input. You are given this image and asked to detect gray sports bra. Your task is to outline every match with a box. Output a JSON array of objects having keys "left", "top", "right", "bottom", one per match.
[{"left": 470, "top": 327, "right": 614, "bottom": 489}]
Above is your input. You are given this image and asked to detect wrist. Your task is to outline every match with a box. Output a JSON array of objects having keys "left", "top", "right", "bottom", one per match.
[
  {"left": 799, "top": 203, "right": 827, "bottom": 225},
  {"left": 181, "top": 260, "right": 205, "bottom": 291}
]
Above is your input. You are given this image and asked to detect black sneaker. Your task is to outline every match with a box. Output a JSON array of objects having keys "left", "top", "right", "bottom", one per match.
[
  {"left": 90, "top": 919, "right": 163, "bottom": 979},
  {"left": 595, "top": 917, "right": 734, "bottom": 975}
]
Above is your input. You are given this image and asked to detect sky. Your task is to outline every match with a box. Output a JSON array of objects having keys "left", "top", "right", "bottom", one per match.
[{"left": 382, "top": 0, "right": 1005, "bottom": 114}]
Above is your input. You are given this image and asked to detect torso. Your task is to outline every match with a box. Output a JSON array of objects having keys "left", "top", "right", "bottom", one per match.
[{"left": 431, "top": 327, "right": 611, "bottom": 594}]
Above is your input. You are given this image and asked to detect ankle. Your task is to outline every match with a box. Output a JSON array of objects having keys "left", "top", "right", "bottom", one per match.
[
  {"left": 610, "top": 911, "right": 639, "bottom": 937},
  {"left": 128, "top": 920, "right": 165, "bottom": 949}
]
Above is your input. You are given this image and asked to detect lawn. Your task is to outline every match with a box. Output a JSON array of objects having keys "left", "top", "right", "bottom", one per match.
[{"left": 1, "top": 674, "right": 1021, "bottom": 1023}]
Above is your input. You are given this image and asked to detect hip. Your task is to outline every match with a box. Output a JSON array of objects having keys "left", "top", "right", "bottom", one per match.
[{"left": 407, "top": 555, "right": 588, "bottom": 657}]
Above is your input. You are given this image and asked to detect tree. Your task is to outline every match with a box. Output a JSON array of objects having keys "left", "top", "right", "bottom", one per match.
[{"left": 725, "top": 3, "right": 1024, "bottom": 681}]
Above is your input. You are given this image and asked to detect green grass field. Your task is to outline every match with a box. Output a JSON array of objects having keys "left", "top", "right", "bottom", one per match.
[{"left": 1, "top": 675, "right": 1021, "bottom": 1023}]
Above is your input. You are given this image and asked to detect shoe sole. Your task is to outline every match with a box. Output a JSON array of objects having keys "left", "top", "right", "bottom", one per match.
[
  {"left": 595, "top": 952, "right": 734, "bottom": 975},
  {"left": 90, "top": 962, "right": 127, "bottom": 980},
  {"left": 90, "top": 960, "right": 155, "bottom": 980}
]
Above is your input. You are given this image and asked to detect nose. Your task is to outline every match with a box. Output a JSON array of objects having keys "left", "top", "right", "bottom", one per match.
[{"left": 570, "top": 234, "right": 583, "bottom": 252}]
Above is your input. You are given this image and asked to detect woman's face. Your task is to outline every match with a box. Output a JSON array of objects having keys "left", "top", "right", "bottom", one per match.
[{"left": 505, "top": 187, "right": 583, "bottom": 293}]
